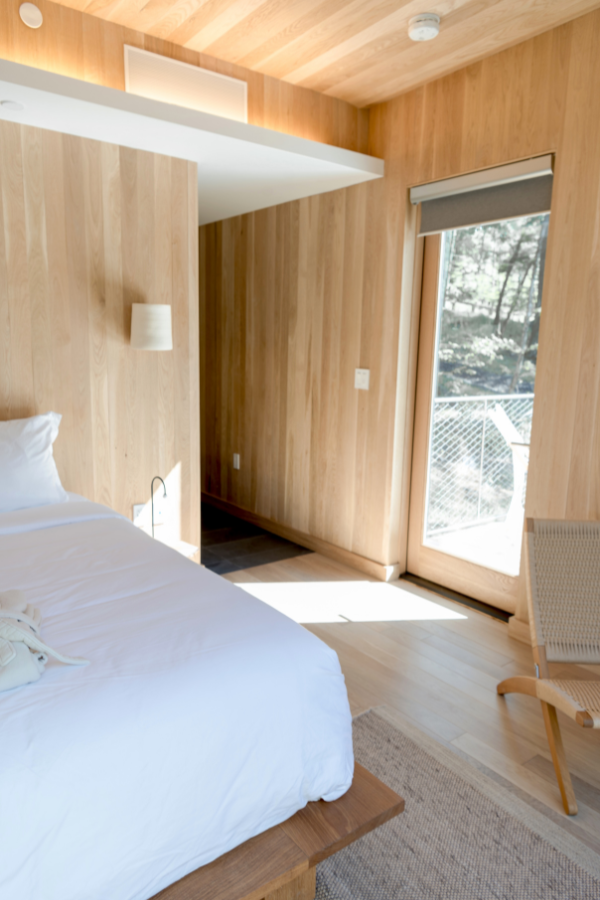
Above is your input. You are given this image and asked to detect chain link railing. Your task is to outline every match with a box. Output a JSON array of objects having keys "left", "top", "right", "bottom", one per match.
[{"left": 424, "top": 395, "right": 534, "bottom": 538}]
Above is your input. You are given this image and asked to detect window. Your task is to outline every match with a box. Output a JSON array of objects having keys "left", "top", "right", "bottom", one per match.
[{"left": 423, "top": 214, "right": 549, "bottom": 575}]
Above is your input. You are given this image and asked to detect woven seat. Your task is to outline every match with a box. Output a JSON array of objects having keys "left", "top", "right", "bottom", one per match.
[
  {"left": 497, "top": 518, "right": 600, "bottom": 815},
  {"left": 537, "top": 679, "right": 600, "bottom": 728}
]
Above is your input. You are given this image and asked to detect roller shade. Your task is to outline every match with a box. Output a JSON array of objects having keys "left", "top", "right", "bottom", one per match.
[{"left": 411, "top": 155, "right": 553, "bottom": 235}]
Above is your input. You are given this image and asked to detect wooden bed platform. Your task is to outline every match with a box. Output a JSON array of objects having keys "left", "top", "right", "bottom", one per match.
[{"left": 151, "top": 762, "right": 404, "bottom": 900}]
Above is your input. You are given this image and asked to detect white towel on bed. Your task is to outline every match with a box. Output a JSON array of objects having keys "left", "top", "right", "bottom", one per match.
[{"left": 0, "top": 590, "right": 89, "bottom": 691}]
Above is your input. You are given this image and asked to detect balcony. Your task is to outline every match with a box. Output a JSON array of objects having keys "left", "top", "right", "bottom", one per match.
[{"left": 424, "top": 394, "right": 533, "bottom": 576}]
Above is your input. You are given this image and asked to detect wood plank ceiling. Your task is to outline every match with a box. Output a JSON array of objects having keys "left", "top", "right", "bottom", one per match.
[{"left": 48, "top": 0, "right": 600, "bottom": 106}]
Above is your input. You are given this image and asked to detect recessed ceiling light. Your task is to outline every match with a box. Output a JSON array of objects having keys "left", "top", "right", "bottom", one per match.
[
  {"left": 408, "top": 13, "right": 440, "bottom": 42},
  {"left": 19, "top": 3, "right": 43, "bottom": 29},
  {"left": 0, "top": 100, "right": 25, "bottom": 111}
]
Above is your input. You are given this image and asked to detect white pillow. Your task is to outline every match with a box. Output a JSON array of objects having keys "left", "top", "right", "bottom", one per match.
[{"left": 0, "top": 412, "right": 68, "bottom": 513}]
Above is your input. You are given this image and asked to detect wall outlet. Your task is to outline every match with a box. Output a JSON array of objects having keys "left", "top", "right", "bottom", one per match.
[
  {"left": 133, "top": 504, "right": 145, "bottom": 526},
  {"left": 134, "top": 498, "right": 167, "bottom": 528},
  {"left": 355, "top": 368, "right": 370, "bottom": 390},
  {"left": 233, "top": 453, "right": 241, "bottom": 470}
]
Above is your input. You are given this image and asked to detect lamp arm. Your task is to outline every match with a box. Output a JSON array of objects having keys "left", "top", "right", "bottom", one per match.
[{"left": 151, "top": 476, "right": 167, "bottom": 539}]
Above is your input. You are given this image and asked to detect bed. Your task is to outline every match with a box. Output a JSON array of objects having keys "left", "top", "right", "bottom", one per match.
[{"left": 0, "top": 495, "right": 354, "bottom": 900}]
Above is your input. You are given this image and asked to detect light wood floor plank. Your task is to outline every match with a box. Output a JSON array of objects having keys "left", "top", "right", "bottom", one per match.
[
  {"left": 417, "top": 631, "right": 514, "bottom": 680},
  {"left": 524, "top": 755, "right": 600, "bottom": 813},
  {"left": 309, "top": 624, "right": 555, "bottom": 767},
  {"left": 224, "top": 552, "right": 600, "bottom": 845}
]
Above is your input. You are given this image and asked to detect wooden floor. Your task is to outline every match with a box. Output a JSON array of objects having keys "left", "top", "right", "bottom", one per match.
[{"left": 225, "top": 552, "right": 600, "bottom": 855}]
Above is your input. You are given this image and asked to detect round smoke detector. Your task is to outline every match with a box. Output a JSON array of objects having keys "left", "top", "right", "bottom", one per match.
[
  {"left": 19, "top": 3, "right": 44, "bottom": 29},
  {"left": 408, "top": 13, "right": 440, "bottom": 41}
]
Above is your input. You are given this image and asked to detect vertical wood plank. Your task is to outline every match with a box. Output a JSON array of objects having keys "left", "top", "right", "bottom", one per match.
[
  {"left": 0, "top": 123, "right": 34, "bottom": 418},
  {"left": 100, "top": 139, "right": 123, "bottom": 510},
  {"left": 83, "top": 135, "right": 111, "bottom": 505},
  {"left": 63, "top": 134, "right": 94, "bottom": 497},
  {"left": 22, "top": 127, "right": 53, "bottom": 416}
]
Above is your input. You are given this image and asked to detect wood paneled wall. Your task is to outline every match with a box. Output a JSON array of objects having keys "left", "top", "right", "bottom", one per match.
[
  {"left": 0, "top": 0, "right": 367, "bottom": 554},
  {"left": 200, "top": 175, "right": 413, "bottom": 576},
  {"left": 201, "top": 10, "right": 600, "bottom": 611},
  {"left": 200, "top": 186, "right": 400, "bottom": 571},
  {"left": 0, "top": 0, "right": 368, "bottom": 154},
  {"left": 0, "top": 120, "right": 200, "bottom": 547}
]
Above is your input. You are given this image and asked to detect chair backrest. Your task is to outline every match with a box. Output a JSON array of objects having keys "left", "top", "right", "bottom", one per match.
[{"left": 526, "top": 518, "right": 600, "bottom": 664}]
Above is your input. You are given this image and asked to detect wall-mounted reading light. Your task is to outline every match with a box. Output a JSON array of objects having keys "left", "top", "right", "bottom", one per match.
[
  {"left": 19, "top": 3, "right": 43, "bottom": 29},
  {"left": 150, "top": 476, "right": 167, "bottom": 539},
  {"left": 130, "top": 304, "right": 173, "bottom": 351}
]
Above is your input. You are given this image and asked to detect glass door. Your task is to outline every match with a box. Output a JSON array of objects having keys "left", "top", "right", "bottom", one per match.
[{"left": 408, "top": 214, "right": 549, "bottom": 612}]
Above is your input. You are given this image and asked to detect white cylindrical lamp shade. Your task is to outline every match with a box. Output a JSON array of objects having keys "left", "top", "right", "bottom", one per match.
[{"left": 130, "top": 304, "right": 173, "bottom": 351}]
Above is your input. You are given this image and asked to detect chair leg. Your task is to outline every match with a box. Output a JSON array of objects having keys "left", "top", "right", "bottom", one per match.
[{"left": 540, "top": 701, "right": 578, "bottom": 816}]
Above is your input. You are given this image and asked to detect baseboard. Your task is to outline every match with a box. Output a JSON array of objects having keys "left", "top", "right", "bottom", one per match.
[
  {"left": 202, "top": 493, "right": 401, "bottom": 583},
  {"left": 401, "top": 573, "right": 510, "bottom": 622},
  {"left": 508, "top": 615, "right": 532, "bottom": 644}
]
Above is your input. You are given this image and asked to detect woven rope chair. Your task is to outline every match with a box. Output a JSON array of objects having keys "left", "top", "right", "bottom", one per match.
[{"left": 497, "top": 518, "right": 600, "bottom": 815}]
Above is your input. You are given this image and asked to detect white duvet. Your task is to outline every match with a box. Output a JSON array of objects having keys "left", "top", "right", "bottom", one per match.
[{"left": 0, "top": 499, "right": 353, "bottom": 900}]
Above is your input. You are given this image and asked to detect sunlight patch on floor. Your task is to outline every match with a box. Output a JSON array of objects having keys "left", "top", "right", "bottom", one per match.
[{"left": 236, "top": 580, "right": 467, "bottom": 624}]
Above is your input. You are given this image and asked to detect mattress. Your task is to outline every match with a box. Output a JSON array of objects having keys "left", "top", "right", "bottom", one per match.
[{"left": 0, "top": 498, "right": 353, "bottom": 900}]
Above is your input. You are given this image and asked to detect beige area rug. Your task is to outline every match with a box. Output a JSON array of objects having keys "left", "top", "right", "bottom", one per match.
[{"left": 316, "top": 708, "right": 600, "bottom": 900}]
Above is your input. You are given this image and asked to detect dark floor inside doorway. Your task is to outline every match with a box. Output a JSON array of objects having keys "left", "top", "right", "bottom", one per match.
[{"left": 201, "top": 502, "right": 313, "bottom": 575}]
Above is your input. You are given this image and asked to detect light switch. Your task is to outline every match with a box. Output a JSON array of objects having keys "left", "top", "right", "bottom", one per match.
[
  {"left": 233, "top": 453, "right": 241, "bottom": 470},
  {"left": 355, "top": 368, "right": 370, "bottom": 390}
]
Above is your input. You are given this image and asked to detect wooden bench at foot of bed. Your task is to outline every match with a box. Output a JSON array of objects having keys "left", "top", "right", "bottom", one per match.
[{"left": 151, "top": 762, "right": 404, "bottom": 900}]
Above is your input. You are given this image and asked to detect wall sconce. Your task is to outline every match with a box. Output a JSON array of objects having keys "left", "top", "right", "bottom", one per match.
[{"left": 130, "top": 304, "right": 173, "bottom": 351}]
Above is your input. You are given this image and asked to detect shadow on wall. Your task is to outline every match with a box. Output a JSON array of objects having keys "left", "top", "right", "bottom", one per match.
[{"left": 91, "top": 282, "right": 148, "bottom": 343}]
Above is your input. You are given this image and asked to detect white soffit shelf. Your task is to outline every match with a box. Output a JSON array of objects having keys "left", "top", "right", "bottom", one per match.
[{"left": 0, "top": 59, "right": 383, "bottom": 225}]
